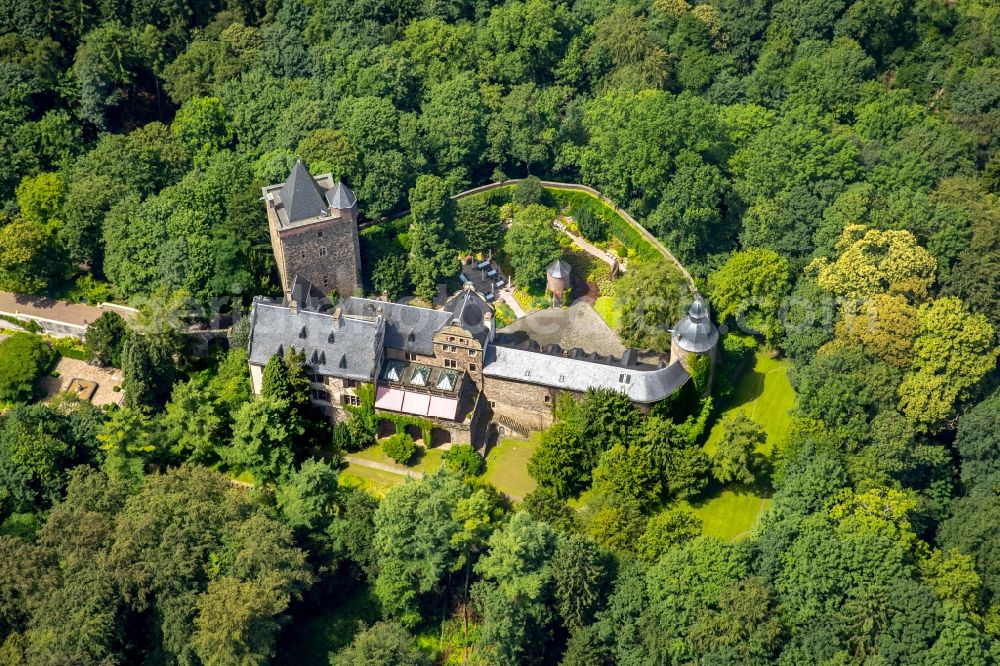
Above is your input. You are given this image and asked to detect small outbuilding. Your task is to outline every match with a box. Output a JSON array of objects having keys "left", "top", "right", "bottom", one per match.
[{"left": 546, "top": 259, "right": 572, "bottom": 298}]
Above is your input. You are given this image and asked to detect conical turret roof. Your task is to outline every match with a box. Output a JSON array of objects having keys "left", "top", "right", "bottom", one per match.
[
  {"left": 672, "top": 294, "right": 719, "bottom": 353},
  {"left": 279, "top": 160, "right": 328, "bottom": 223},
  {"left": 326, "top": 180, "right": 357, "bottom": 209}
]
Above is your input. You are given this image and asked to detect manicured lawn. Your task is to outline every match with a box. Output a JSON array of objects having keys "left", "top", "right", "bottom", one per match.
[
  {"left": 340, "top": 464, "right": 407, "bottom": 497},
  {"left": 704, "top": 351, "right": 795, "bottom": 459},
  {"left": 593, "top": 296, "right": 620, "bottom": 331},
  {"left": 352, "top": 441, "right": 445, "bottom": 474},
  {"left": 667, "top": 351, "right": 794, "bottom": 542},
  {"left": 483, "top": 433, "right": 541, "bottom": 500},
  {"left": 678, "top": 489, "right": 773, "bottom": 542}
]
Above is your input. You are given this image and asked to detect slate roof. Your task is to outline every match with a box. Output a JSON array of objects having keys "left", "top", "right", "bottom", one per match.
[
  {"left": 279, "top": 160, "right": 329, "bottom": 224},
  {"left": 287, "top": 275, "right": 333, "bottom": 313},
  {"left": 443, "top": 289, "right": 493, "bottom": 346},
  {"left": 483, "top": 345, "right": 690, "bottom": 403},
  {"left": 248, "top": 301, "right": 381, "bottom": 382},
  {"left": 326, "top": 180, "right": 357, "bottom": 209},
  {"left": 672, "top": 295, "right": 719, "bottom": 354},
  {"left": 342, "top": 298, "right": 451, "bottom": 355},
  {"left": 547, "top": 259, "right": 571, "bottom": 279}
]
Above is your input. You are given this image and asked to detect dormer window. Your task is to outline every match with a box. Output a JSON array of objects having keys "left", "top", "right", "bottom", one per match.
[{"left": 619, "top": 373, "right": 631, "bottom": 384}]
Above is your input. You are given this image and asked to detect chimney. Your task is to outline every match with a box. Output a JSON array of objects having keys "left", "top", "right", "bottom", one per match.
[
  {"left": 289, "top": 300, "right": 298, "bottom": 315},
  {"left": 332, "top": 306, "right": 343, "bottom": 331}
]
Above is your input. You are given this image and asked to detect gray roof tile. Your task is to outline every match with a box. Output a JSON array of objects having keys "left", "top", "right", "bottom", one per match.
[
  {"left": 326, "top": 180, "right": 357, "bottom": 209},
  {"left": 483, "top": 345, "right": 689, "bottom": 403},
  {"left": 342, "top": 298, "right": 451, "bottom": 355},
  {"left": 673, "top": 295, "right": 719, "bottom": 353},
  {"left": 280, "top": 160, "right": 329, "bottom": 224},
  {"left": 248, "top": 302, "right": 380, "bottom": 381}
]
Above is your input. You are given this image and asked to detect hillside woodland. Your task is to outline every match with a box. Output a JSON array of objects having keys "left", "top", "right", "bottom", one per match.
[{"left": 1, "top": 0, "right": 1000, "bottom": 664}]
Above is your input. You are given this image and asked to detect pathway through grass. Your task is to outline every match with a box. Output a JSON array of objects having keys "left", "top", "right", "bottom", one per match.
[{"left": 687, "top": 351, "right": 795, "bottom": 541}]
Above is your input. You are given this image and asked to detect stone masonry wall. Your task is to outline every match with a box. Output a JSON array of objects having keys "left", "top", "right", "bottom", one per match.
[
  {"left": 276, "top": 214, "right": 361, "bottom": 298},
  {"left": 482, "top": 375, "right": 559, "bottom": 432}
]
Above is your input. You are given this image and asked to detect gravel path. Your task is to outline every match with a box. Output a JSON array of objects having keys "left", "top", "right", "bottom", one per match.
[{"left": 343, "top": 455, "right": 424, "bottom": 479}]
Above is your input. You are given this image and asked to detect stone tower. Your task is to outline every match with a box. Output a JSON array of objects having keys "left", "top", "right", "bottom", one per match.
[
  {"left": 262, "top": 160, "right": 362, "bottom": 299},
  {"left": 670, "top": 294, "right": 719, "bottom": 390}
]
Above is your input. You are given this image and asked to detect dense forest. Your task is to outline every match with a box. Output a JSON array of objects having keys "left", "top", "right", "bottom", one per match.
[{"left": 1, "top": 0, "right": 1000, "bottom": 664}]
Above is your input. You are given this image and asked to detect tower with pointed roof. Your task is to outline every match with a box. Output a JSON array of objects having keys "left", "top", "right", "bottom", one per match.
[
  {"left": 262, "top": 160, "right": 362, "bottom": 300},
  {"left": 670, "top": 294, "right": 719, "bottom": 389}
]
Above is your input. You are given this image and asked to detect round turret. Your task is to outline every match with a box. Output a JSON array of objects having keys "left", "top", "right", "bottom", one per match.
[
  {"left": 672, "top": 295, "right": 719, "bottom": 354},
  {"left": 546, "top": 259, "right": 571, "bottom": 298}
]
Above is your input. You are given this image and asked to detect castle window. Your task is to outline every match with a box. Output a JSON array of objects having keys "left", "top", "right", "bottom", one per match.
[
  {"left": 444, "top": 359, "right": 457, "bottom": 369},
  {"left": 469, "top": 364, "right": 476, "bottom": 372},
  {"left": 301, "top": 250, "right": 306, "bottom": 258},
  {"left": 318, "top": 231, "right": 323, "bottom": 238},
  {"left": 312, "top": 389, "right": 330, "bottom": 401},
  {"left": 342, "top": 394, "right": 360, "bottom": 407},
  {"left": 468, "top": 349, "right": 476, "bottom": 357},
  {"left": 345, "top": 379, "right": 357, "bottom": 388},
  {"left": 319, "top": 247, "right": 327, "bottom": 257},
  {"left": 489, "top": 401, "right": 496, "bottom": 408},
  {"left": 405, "top": 352, "right": 417, "bottom": 361},
  {"left": 323, "top": 276, "right": 328, "bottom": 287},
  {"left": 544, "top": 395, "right": 551, "bottom": 403},
  {"left": 448, "top": 336, "right": 454, "bottom": 342}
]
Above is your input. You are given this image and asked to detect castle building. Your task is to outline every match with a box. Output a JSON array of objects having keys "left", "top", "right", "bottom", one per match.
[
  {"left": 250, "top": 184, "right": 719, "bottom": 448},
  {"left": 262, "top": 161, "right": 362, "bottom": 300}
]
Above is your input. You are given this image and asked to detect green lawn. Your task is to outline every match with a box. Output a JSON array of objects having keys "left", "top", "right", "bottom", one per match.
[
  {"left": 675, "top": 489, "right": 774, "bottom": 542},
  {"left": 704, "top": 352, "right": 795, "bottom": 458},
  {"left": 340, "top": 464, "right": 408, "bottom": 497},
  {"left": 351, "top": 441, "right": 445, "bottom": 474},
  {"left": 593, "top": 295, "right": 620, "bottom": 330},
  {"left": 483, "top": 433, "right": 541, "bottom": 500},
  {"left": 673, "top": 351, "right": 795, "bottom": 542}
]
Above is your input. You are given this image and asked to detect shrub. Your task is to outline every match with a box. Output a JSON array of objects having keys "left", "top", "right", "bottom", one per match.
[
  {"left": 443, "top": 444, "right": 483, "bottom": 476},
  {"left": 0, "top": 333, "right": 55, "bottom": 402},
  {"left": 513, "top": 176, "right": 544, "bottom": 206},
  {"left": 574, "top": 206, "right": 607, "bottom": 242},
  {"left": 382, "top": 433, "right": 416, "bottom": 464}
]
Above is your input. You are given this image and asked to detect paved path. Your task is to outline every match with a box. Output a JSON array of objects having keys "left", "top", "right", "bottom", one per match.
[
  {"left": 343, "top": 455, "right": 425, "bottom": 479},
  {"left": 499, "top": 288, "right": 526, "bottom": 319},
  {"left": 40, "top": 357, "right": 123, "bottom": 407},
  {"left": 0, "top": 291, "right": 136, "bottom": 331},
  {"left": 554, "top": 222, "right": 620, "bottom": 270}
]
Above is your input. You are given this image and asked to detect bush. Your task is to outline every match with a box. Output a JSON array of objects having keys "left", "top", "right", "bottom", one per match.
[
  {"left": 443, "top": 444, "right": 483, "bottom": 476},
  {"left": 574, "top": 206, "right": 607, "bottom": 242},
  {"left": 382, "top": 433, "right": 416, "bottom": 464},
  {"left": 513, "top": 176, "right": 544, "bottom": 206},
  {"left": 0, "top": 333, "right": 55, "bottom": 402},
  {"left": 715, "top": 332, "right": 759, "bottom": 397},
  {"left": 85, "top": 311, "right": 128, "bottom": 367}
]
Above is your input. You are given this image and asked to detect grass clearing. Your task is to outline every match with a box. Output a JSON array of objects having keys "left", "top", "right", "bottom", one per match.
[
  {"left": 340, "top": 464, "right": 408, "bottom": 497},
  {"left": 667, "top": 351, "right": 794, "bottom": 542},
  {"left": 483, "top": 433, "right": 541, "bottom": 500},
  {"left": 593, "top": 296, "right": 620, "bottom": 330},
  {"left": 704, "top": 352, "right": 795, "bottom": 459},
  {"left": 352, "top": 441, "right": 446, "bottom": 474},
  {"left": 676, "top": 488, "right": 773, "bottom": 542}
]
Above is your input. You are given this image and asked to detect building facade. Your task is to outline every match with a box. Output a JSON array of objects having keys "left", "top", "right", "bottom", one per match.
[
  {"left": 263, "top": 161, "right": 362, "bottom": 300},
  {"left": 250, "top": 186, "right": 719, "bottom": 449}
]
